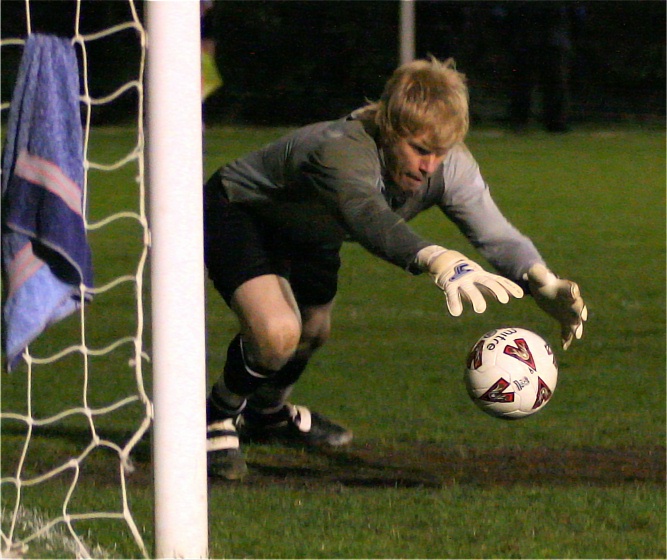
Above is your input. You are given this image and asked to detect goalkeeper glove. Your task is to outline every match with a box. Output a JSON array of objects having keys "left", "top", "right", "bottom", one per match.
[
  {"left": 415, "top": 245, "right": 524, "bottom": 317},
  {"left": 525, "top": 263, "right": 588, "bottom": 350}
]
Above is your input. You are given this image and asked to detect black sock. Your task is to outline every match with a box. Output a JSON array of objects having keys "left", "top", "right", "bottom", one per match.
[
  {"left": 206, "top": 385, "right": 246, "bottom": 423},
  {"left": 208, "top": 334, "right": 278, "bottom": 422},
  {"left": 247, "top": 357, "right": 309, "bottom": 414},
  {"left": 222, "top": 334, "right": 277, "bottom": 396}
]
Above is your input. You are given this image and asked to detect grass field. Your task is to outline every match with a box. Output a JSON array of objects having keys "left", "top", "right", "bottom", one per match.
[{"left": 1, "top": 124, "right": 665, "bottom": 558}]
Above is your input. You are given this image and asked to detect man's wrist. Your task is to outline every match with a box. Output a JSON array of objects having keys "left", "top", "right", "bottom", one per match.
[{"left": 414, "top": 245, "right": 449, "bottom": 271}]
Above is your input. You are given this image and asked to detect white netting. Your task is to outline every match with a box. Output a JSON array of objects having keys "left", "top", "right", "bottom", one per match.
[{"left": 1, "top": 1, "right": 151, "bottom": 557}]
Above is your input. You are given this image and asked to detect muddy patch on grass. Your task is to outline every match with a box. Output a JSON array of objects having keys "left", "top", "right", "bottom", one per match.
[
  {"left": 3, "top": 429, "right": 663, "bottom": 490},
  {"left": 212, "top": 442, "right": 665, "bottom": 489}
]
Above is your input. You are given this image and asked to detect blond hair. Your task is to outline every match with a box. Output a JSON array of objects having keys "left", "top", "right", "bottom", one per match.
[{"left": 359, "top": 57, "right": 469, "bottom": 150}]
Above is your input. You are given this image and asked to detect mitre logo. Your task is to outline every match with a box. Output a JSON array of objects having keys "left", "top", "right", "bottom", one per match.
[{"left": 503, "top": 338, "right": 536, "bottom": 370}]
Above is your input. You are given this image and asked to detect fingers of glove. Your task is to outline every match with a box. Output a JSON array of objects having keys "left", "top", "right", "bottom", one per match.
[
  {"left": 474, "top": 274, "right": 524, "bottom": 304},
  {"left": 473, "top": 277, "right": 511, "bottom": 304},
  {"left": 433, "top": 272, "right": 448, "bottom": 292},
  {"left": 562, "top": 306, "right": 587, "bottom": 350},
  {"left": 564, "top": 283, "right": 587, "bottom": 322},
  {"left": 562, "top": 321, "right": 582, "bottom": 350},
  {"left": 500, "top": 276, "right": 525, "bottom": 299},
  {"left": 443, "top": 280, "right": 487, "bottom": 316},
  {"left": 444, "top": 285, "right": 464, "bottom": 317},
  {"left": 562, "top": 327, "right": 574, "bottom": 351},
  {"left": 462, "top": 285, "right": 488, "bottom": 314},
  {"left": 574, "top": 304, "right": 588, "bottom": 340}
]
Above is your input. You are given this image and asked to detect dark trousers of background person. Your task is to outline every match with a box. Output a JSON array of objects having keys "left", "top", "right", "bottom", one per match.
[{"left": 509, "top": 43, "right": 571, "bottom": 133}]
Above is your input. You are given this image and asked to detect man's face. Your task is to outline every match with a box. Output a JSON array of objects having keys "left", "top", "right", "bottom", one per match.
[{"left": 384, "top": 133, "right": 448, "bottom": 195}]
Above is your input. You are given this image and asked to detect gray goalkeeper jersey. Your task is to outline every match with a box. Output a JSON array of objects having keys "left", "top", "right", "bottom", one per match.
[{"left": 212, "top": 113, "right": 544, "bottom": 284}]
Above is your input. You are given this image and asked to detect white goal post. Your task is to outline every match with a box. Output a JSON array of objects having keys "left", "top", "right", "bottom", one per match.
[
  {"left": 1, "top": 1, "right": 208, "bottom": 557},
  {"left": 146, "top": 1, "right": 209, "bottom": 558},
  {"left": 399, "top": 0, "right": 416, "bottom": 65}
]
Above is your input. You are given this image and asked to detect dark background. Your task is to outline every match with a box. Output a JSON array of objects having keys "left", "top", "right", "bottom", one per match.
[{"left": 2, "top": 0, "right": 665, "bottom": 127}]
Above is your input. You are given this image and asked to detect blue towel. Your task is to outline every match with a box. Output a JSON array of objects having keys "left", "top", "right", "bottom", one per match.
[{"left": 2, "top": 34, "right": 93, "bottom": 371}]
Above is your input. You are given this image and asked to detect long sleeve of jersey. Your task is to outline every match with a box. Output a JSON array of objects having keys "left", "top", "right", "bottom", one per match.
[{"left": 432, "top": 144, "right": 545, "bottom": 284}]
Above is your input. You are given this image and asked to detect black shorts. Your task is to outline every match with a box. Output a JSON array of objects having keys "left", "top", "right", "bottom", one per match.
[{"left": 204, "top": 180, "right": 342, "bottom": 307}]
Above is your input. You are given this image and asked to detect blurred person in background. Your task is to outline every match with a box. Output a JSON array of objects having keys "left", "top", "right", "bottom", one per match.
[
  {"left": 502, "top": 2, "right": 586, "bottom": 133},
  {"left": 201, "top": 0, "right": 222, "bottom": 105}
]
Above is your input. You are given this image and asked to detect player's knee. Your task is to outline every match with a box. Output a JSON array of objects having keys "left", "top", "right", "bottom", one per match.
[
  {"left": 298, "top": 305, "right": 333, "bottom": 355},
  {"left": 252, "top": 318, "right": 301, "bottom": 371},
  {"left": 300, "top": 325, "right": 330, "bottom": 354}
]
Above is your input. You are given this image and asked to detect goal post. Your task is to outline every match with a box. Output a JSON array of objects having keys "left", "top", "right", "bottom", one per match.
[
  {"left": 146, "top": 1, "right": 209, "bottom": 558},
  {"left": 399, "top": 0, "right": 416, "bottom": 65}
]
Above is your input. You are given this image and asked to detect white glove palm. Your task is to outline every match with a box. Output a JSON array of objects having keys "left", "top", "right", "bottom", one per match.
[
  {"left": 525, "top": 263, "right": 588, "bottom": 350},
  {"left": 416, "top": 246, "right": 523, "bottom": 317}
]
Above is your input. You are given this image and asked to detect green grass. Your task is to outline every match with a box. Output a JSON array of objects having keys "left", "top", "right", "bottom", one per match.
[
  {"left": 2, "top": 124, "right": 665, "bottom": 558},
  {"left": 207, "top": 484, "right": 663, "bottom": 558}
]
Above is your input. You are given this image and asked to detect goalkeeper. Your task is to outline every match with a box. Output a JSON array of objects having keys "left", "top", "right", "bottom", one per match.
[{"left": 204, "top": 57, "right": 588, "bottom": 480}]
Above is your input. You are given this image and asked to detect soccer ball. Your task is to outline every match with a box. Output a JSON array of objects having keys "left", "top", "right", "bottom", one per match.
[{"left": 465, "top": 327, "right": 558, "bottom": 419}]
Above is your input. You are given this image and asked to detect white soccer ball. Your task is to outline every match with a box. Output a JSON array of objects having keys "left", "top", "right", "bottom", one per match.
[{"left": 465, "top": 327, "right": 558, "bottom": 419}]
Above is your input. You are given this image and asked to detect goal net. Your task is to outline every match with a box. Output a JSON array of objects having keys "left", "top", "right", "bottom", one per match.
[{"left": 1, "top": 1, "right": 208, "bottom": 557}]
